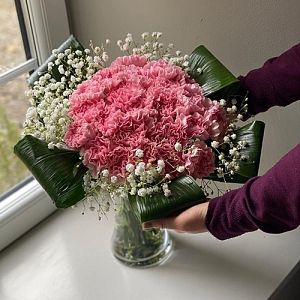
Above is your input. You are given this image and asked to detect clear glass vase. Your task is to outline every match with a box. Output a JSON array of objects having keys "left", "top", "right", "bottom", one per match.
[{"left": 111, "top": 194, "right": 174, "bottom": 267}]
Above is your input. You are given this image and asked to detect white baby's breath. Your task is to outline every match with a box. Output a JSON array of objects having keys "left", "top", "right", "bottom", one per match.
[
  {"left": 23, "top": 40, "right": 110, "bottom": 149},
  {"left": 135, "top": 149, "right": 144, "bottom": 158},
  {"left": 174, "top": 142, "right": 182, "bottom": 151},
  {"left": 117, "top": 32, "right": 190, "bottom": 71}
]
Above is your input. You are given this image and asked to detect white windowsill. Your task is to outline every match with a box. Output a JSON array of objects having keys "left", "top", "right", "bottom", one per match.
[
  {"left": 0, "top": 179, "right": 57, "bottom": 251},
  {"left": 0, "top": 206, "right": 299, "bottom": 300}
]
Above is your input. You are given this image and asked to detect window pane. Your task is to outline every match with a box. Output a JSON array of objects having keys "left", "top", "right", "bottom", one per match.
[
  {"left": 0, "top": 0, "right": 31, "bottom": 195},
  {"left": 0, "top": 75, "right": 31, "bottom": 195},
  {"left": 0, "top": 0, "right": 27, "bottom": 73}
]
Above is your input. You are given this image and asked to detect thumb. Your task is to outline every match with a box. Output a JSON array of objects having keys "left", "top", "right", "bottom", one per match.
[
  {"left": 142, "top": 202, "right": 209, "bottom": 233},
  {"left": 142, "top": 216, "right": 176, "bottom": 230}
]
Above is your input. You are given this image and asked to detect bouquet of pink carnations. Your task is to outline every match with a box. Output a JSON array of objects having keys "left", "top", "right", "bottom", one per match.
[{"left": 14, "top": 33, "right": 264, "bottom": 222}]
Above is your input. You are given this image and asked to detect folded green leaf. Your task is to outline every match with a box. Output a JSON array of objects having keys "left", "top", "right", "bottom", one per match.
[
  {"left": 128, "top": 175, "right": 206, "bottom": 223},
  {"left": 189, "top": 45, "right": 241, "bottom": 100},
  {"left": 14, "top": 135, "right": 88, "bottom": 209},
  {"left": 27, "top": 35, "right": 85, "bottom": 86},
  {"left": 210, "top": 120, "right": 265, "bottom": 183}
]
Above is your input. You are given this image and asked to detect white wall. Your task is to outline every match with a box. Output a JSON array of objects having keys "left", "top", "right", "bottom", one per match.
[{"left": 67, "top": 0, "right": 300, "bottom": 176}]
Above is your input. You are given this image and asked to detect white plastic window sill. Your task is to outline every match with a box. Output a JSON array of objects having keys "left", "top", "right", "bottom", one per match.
[
  {"left": 0, "top": 179, "right": 56, "bottom": 250},
  {"left": 0, "top": 204, "right": 299, "bottom": 299}
]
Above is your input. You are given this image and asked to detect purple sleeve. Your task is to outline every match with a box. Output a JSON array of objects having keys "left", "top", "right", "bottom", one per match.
[
  {"left": 205, "top": 43, "right": 300, "bottom": 240},
  {"left": 238, "top": 43, "right": 300, "bottom": 116},
  {"left": 206, "top": 143, "right": 300, "bottom": 240}
]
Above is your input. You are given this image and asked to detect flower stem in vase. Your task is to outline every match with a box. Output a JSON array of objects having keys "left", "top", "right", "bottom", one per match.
[{"left": 111, "top": 194, "right": 174, "bottom": 267}]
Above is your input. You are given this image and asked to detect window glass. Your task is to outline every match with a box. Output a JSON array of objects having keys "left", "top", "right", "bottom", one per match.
[
  {"left": 0, "top": 0, "right": 31, "bottom": 195},
  {"left": 0, "top": 0, "right": 27, "bottom": 71},
  {"left": 0, "top": 75, "right": 31, "bottom": 195}
]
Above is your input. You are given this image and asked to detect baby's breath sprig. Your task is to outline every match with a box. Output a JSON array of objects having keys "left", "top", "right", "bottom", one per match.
[
  {"left": 210, "top": 96, "right": 252, "bottom": 180},
  {"left": 223, "top": 92, "right": 250, "bottom": 122},
  {"left": 211, "top": 126, "right": 249, "bottom": 179},
  {"left": 89, "top": 38, "right": 111, "bottom": 67},
  {"left": 81, "top": 143, "right": 188, "bottom": 204},
  {"left": 23, "top": 40, "right": 111, "bottom": 149},
  {"left": 199, "top": 178, "right": 229, "bottom": 197},
  {"left": 81, "top": 171, "right": 119, "bottom": 220},
  {"left": 117, "top": 32, "right": 190, "bottom": 71}
]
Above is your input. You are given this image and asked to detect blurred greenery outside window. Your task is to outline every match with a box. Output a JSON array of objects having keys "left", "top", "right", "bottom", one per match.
[{"left": 0, "top": 0, "right": 32, "bottom": 197}]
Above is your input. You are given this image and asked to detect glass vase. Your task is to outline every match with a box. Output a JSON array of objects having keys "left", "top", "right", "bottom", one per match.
[{"left": 111, "top": 194, "right": 174, "bottom": 267}]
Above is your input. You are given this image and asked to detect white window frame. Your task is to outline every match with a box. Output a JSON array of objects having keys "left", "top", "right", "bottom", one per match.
[{"left": 0, "top": 0, "right": 70, "bottom": 251}]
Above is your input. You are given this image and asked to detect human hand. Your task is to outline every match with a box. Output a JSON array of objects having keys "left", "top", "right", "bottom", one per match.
[{"left": 142, "top": 201, "right": 209, "bottom": 234}]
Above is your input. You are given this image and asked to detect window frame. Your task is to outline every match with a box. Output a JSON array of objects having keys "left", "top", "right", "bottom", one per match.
[{"left": 0, "top": 0, "right": 70, "bottom": 251}]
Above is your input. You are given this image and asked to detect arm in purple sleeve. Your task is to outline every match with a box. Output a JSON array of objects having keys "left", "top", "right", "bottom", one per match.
[
  {"left": 238, "top": 43, "right": 300, "bottom": 115},
  {"left": 206, "top": 143, "right": 300, "bottom": 240},
  {"left": 205, "top": 43, "right": 300, "bottom": 240}
]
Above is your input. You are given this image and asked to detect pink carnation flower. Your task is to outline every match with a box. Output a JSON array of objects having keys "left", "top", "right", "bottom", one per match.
[
  {"left": 64, "top": 55, "right": 229, "bottom": 182},
  {"left": 182, "top": 141, "right": 215, "bottom": 178}
]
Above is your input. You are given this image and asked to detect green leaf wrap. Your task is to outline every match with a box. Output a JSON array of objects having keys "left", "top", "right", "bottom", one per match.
[
  {"left": 14, "top": 135, "right": 87, "bottom": 209},
  {"left": 189, "top": 45, "right": 241, "bottom": 100},
  {"left": 128, "top": 176, "right": 206, "bottom": 223}
]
